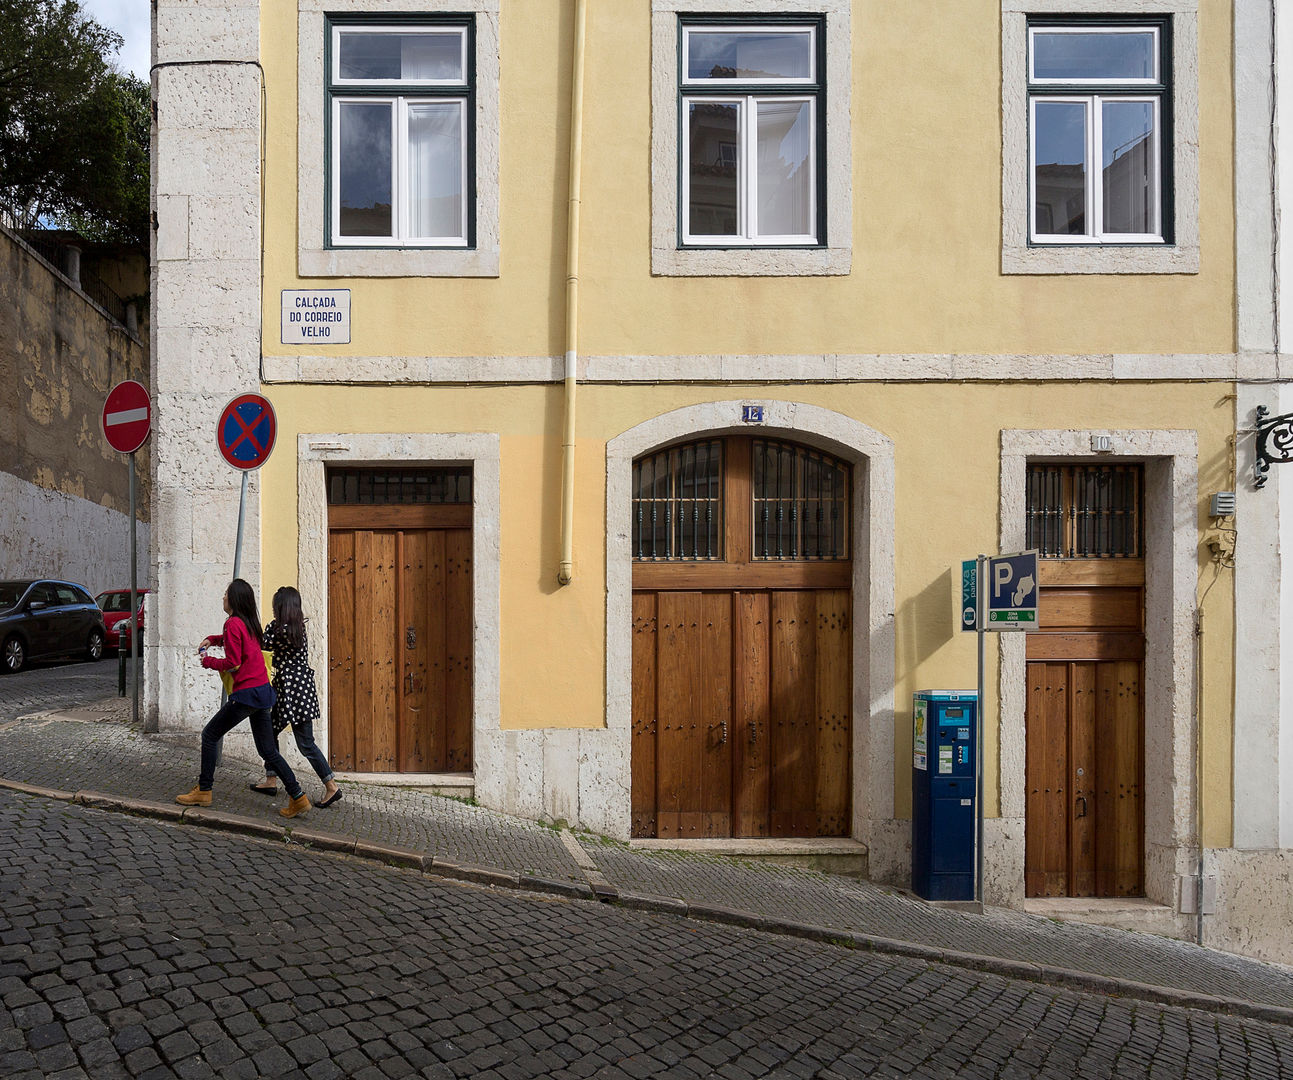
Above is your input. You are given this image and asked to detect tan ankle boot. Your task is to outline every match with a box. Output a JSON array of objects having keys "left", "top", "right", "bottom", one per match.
[
  {"left": 176, "top": 786, "right": 211, "bottom": 806},
  {"left": 280, "top": 793, "right": 310, "bottom": 818}
]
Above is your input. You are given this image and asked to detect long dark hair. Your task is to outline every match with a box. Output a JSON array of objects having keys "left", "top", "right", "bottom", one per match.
[
  {"left": 225, "top": 579, "right": 264, "bottom": 645},
  {"left": 271, "top": 586, "right": 306, "bottom": 649}
]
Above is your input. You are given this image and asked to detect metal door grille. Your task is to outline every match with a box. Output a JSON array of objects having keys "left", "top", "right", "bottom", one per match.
[
  {"left": 632, "top": 440, "right": 724, "bottom": 560},
  {"left": 328, "top": 467, "right": 472, "bottom": 505},
  {"left": 753, "top": 439, "right": 849, "bottom": 560},
  {"left": 1026, "top": 463, "right": 1143, "bottom": 558}
]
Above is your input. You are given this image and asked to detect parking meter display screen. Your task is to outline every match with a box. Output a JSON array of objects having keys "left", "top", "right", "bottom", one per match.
[{"left": 939, "top": 707, "right": 965, "bottom": 727}]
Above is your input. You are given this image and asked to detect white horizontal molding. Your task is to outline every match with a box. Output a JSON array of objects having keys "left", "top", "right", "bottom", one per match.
[{"left": 261, "top": 351, "right": 1244, "bottom": 384}]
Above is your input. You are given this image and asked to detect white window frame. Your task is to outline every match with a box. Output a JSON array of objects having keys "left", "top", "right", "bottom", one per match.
[
  {"left": 331, "top": 23, "right": 468, "bottom": 86},
  {"left": 681, "top": 23, "right": 817, "bottom": 86},
  {"left": 681, "top": 94, "right": 819, "bottom": 246},
  {"left": 680, "top": 23, "right": 820, "bottom": 249},
  {"left": 1000, "top": 0, "right": 1198, "bottom": 276},
  {"left": 297, "top": 0, "right": 500, "bottom": 280},
  {"left": 1027, "top": 24, "right": 1160, "bottom": 85},
  {"left": 330, "top": 95, "right": 469, "bottom": 248},
  {"left": 650, "top": 0, "right": 851, "bottom": 278},
  {"left": 1028, "top": 93, "right": 1162, "bottom": 244}
]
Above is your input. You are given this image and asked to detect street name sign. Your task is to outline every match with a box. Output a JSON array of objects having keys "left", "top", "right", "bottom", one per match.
[
  {"left": 282, "top": 289, "right": 350, "bottom": 344},
  {"left": 101, "top": 380, "right": 151, "bottom": 454}
]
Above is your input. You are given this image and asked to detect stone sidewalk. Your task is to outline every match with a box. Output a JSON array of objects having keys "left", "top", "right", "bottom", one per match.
[{"left": 3, "top": 703, "right": 1293, "bottom": 1027}]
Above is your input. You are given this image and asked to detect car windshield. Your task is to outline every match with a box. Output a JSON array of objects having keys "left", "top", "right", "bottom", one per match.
[
  {"left": 0, "top": 583, "right": 30, "bottom": 609},
  {"left": 97, "top": 593, "right": 133, "bottom": 613}
]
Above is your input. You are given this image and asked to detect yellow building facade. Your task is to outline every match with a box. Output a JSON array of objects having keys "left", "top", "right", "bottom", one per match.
[{"left": 152, "top": 0, "right": 1293, "bottom": 960}]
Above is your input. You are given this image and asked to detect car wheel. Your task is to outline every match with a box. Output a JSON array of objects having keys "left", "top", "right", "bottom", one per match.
[
  {"left": 2, "top": 636, "right": 24, "bottom": 674},
  {"left": 87, "top": 629, "right": 105, "bottom": 662}
]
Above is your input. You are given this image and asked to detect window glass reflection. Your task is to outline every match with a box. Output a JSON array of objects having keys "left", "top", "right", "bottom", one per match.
[
  {"left": 688, "top": 102, "right": 740, "bottom": 236},
  {"left": 687, "top": 31, "right": 812, "bottom": 80},
  {"left": 1033, "top": 31, "right": 1155, "bottom": 81},
  {"left": 339, "top": 101, "right": 393, "bottom": 236},
  {"left": 338, "top": 31, "right": 463, "bottom": 81},
  {"left": 1033, "top": 100, "right": 1087, "bottom": 234},
  {"left": 1102, "top": 100, "right": 1154, "bottom": 233}
]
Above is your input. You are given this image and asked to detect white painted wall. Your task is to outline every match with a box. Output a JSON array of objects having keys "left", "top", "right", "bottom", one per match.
[
  {"left": 0, "top": 472, "right": 151, "bottom": 594},
  {"left": 1279, "top": 0, "right": 1293, "bottom": 845},
  {"left": 150, "top": 0, "right": 265, "bottom": 733}
]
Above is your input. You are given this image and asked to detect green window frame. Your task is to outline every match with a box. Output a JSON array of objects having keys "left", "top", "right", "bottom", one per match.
[
  {"left": 1027, "top": 14, "right": 1174, "bottom": 246},
  {"left": 677, "top": 14, "right": 827, "bottom": 249},
  {"left": 325, "top": 14, "right": 477, "bottom": 250}
]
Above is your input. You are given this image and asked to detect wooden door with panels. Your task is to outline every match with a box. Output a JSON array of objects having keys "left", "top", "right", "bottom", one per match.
[
  {"left": 631, "top": 437, "right": 852, "bottom": 839},
  {"left": 1025, "top": 464, "right": 1144, "bottom": 898},
  {"left": 327, "top": 467, "right": 473, "bottom": 774}
]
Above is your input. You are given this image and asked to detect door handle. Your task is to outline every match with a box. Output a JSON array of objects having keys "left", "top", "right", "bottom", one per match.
[
  {"left": 719, "top": 720, "right": 728, "bottom": 745},
  {"left": 1075, "top": 795, "right": 1087, "bottom": 819}
]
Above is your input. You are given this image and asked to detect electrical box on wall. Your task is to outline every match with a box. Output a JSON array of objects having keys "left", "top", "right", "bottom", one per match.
[{"left": 1209, "top": 491, "right": 1236, "bottom": 517}]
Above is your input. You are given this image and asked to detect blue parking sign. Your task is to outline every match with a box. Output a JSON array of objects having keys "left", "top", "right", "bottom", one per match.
[
  {"left": 961, "top": 560, "right": 978, "bottom": 631},
  {"left": 986, "top": 551, "right": 1038, "bottom": 630}
]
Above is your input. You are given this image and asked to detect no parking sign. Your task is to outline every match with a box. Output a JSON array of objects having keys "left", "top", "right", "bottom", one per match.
[{"left": 217, "top": 393, "right": 276, "bottom": 470}]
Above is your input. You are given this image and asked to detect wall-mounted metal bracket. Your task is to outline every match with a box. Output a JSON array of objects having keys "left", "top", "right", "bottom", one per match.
[{"left": 1253, "top": 405, "right": 1293, "bottom": 489}]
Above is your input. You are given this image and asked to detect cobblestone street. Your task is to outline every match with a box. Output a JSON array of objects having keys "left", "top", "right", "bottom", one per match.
[
  {"left": 0, "top": 658, "right": 127, "bottom": 724},
  {"left": 2, "top": 790, "right": 1291, "bottom": 1080}
]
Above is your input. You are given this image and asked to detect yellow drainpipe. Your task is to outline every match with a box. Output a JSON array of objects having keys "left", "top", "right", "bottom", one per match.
[{"left": 558, "top": 0, "right": 587, "bottom": 587}]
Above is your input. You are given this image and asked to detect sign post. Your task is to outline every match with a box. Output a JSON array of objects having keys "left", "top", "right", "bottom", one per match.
[
  {"left": 966, "top": 550, "right": 1040, "bottom": 907},
  {"left": 215, "top": 393, "right": 276, "bottom": 713},
  {"left": 102, "top": 380, "right": 151, "bottom": 728},
  {"left": 216, "top": 393, "right": 277, "bottom": 580}
]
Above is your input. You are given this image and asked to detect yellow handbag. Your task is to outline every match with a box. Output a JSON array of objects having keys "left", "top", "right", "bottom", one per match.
[{"left": 219, "top": 650, "right": 275, "bottom": 695}]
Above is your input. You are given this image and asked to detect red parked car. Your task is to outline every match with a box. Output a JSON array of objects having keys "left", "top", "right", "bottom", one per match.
[{"left": 95, "top": 589, "right": 150, "bottom": 653}]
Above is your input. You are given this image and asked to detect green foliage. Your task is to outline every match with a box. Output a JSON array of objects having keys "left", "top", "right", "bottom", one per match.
[{"left": 0, "top": 0, "right": 149, "bottom": 245}]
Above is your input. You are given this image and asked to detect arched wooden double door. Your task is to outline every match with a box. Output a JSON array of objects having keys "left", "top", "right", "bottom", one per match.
[{"left": 631, "top": 436, "right": 853, "bottom": 839}]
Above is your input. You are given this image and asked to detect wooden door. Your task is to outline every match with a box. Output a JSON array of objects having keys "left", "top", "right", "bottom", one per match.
[
  {"left": 328, "top": 503, "right": 472, "bottom": 773},
  {"left": 630, "top": 437, "right": 852, "bottom": 839},
  {"left": 1026, "top": 655, "right": 1143, "bottom": 897},
  {"left": 1025, "top": 464, "right": 1145, "bottom": 897}
]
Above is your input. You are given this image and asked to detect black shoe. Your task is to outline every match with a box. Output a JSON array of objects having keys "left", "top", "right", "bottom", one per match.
[
  {"left": 249, "top": 783, "right": 277, "bottom": 796},
  {"left": 317, "top": 789, "right": 343, "bottom": 808}
]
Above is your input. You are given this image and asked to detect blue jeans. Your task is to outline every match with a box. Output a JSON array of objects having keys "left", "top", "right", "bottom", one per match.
[
  {"left": 266, "top": 720, "right": 334, "bottom": 784},
  {"left": 199, "top": 698, "right": 303, "bottom": 798}
]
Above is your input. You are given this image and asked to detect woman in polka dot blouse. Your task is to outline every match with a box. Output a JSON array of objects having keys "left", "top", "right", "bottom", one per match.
[{"left": 252, "top": 586, "right": 342, "bottom": 807}]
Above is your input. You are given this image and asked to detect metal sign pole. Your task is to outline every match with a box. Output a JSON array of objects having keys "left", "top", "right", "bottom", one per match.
[
  {"left": 976, "top": 553, "right": 986, "bottom": 908},
  {"left": 221, "top": 471, "right": 249, "bottom": 712},
  {"left": 129, "top": 452, "right": 139, "bottom": 726},
  {"left": 232, "top": 470, "right": 248, "bottom": 581}
]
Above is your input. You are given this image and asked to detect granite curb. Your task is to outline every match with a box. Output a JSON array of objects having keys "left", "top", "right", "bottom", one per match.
[{"left": 4, "top": 774, "right": 1291, "bottom": 1028}]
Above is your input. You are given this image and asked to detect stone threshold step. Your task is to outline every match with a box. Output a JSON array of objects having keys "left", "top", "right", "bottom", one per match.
[
  {"left": 337, "top": 772, "right": 474, "bottom": 797},
  {"left": 1024, "top": 896, "right": 1188, "bottom": 941},
  {"left": 629, "top": 837, "right": 868, "bottom": 877}
]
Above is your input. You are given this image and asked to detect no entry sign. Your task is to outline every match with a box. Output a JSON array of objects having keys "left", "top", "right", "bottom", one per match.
[
  {"left": 217, "top": 393, "right": 277, "bottom": 470},
  {"left": 101, "top": 380, "right": 151, "bottom": 454}
]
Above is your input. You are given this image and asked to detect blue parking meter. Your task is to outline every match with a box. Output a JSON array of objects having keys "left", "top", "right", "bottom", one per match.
[{"left": 912, "top": 690, "right": 977, "bottom": 901}]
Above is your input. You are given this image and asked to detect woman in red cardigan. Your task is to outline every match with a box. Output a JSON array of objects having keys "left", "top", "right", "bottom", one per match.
[{"left": 175, "top": 579, "right": 310, "bottom": 817}]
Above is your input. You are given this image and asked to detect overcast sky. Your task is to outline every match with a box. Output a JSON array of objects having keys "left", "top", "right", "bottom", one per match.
[{"left": 80, "top": 0, "right": 150, "bottom": 80}]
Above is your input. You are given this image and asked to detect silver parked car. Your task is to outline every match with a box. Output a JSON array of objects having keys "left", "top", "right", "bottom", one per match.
[{"left": 0, "top": 579, "right": 107, "bottom": 673}]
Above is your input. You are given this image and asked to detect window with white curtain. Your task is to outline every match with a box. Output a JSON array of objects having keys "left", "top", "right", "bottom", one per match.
[
  {"left": 679, "top": 19, "right": 824, "bottom": 247},
  {"left": 328, "top": 20, "right": 472, "bottom": 248}
]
